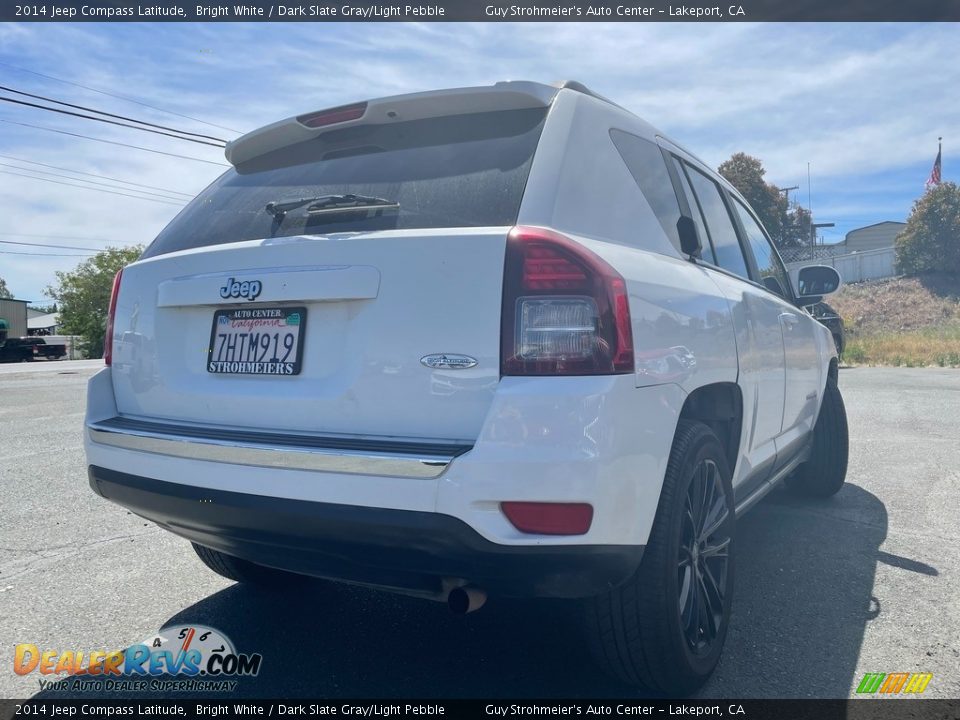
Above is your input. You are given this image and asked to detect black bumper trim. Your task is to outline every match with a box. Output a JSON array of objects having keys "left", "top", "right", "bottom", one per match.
[{"left": 89, "top": 466, "right": 643, "bottom": 599}]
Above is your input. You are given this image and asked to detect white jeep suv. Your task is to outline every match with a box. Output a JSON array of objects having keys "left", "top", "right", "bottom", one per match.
[{"left": 85, "top": 80, "right": 848, "bottom": 695}]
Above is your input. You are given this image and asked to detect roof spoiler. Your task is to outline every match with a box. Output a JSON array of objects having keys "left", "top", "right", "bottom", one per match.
[{"left": 224, "top": 81, "right": 561, "bottom": 166}]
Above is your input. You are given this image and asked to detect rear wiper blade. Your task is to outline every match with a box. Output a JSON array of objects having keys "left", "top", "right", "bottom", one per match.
[{"left": 265, "top": 194, "right": 398, "bottom": 218}]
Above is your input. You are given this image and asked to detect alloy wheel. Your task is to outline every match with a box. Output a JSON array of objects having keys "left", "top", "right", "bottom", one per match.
[{"left": 677, "top": 458, "right": 731, "bottom": 654}]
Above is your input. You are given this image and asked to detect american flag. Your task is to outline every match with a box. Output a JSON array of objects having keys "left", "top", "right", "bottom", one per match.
[{"left": 925, "top": 144, "right": 942, "bottom": 190}]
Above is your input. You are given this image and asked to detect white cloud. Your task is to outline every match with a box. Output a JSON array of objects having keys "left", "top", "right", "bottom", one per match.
[{"left": 1, "top": 22, "right": 956, "bottom": 298}]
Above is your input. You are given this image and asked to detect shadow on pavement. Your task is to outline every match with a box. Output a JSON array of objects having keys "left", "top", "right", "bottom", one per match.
[
  {"left": 34, "top": 483, "right": 895, "bottom": 699},
  {"left": 700, "top": 482, "right": 890, "bottom": 698}
]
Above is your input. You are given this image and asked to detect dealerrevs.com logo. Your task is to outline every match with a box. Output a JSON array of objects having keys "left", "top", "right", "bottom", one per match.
[{"left": 14, "top": 625, "right": 262, "bottom": 693}]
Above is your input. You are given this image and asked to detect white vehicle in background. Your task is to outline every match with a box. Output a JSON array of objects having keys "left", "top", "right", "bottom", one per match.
[{"left": 85, "top": 80, "right": 848, "bottom": 694}]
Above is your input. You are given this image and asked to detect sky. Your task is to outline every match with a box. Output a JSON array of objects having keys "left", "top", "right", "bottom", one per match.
[{"left": 0, "top": 22, "right": 956, "bottom": 302}]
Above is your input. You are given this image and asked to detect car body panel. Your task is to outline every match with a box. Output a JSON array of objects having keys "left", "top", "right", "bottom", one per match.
[{"left": 111, "top": 228, "right": 508, "bottom": 441}]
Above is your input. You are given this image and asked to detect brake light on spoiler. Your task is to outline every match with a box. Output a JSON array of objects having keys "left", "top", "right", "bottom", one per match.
[{"left": 296, "top": 102, "right": 367, "bottom": 129}]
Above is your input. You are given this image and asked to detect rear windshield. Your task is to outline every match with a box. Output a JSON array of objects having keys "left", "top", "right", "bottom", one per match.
[{"left": 142, "top": 107, "right": 548, "bottom": 259}]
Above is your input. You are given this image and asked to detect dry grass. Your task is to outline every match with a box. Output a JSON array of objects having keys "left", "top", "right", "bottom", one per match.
[
  {"left": 830, "top": 273, "right": 960, "bottom": 367},
  {"left": 842, "top": 324, "right": 960, "bottom": 367}
]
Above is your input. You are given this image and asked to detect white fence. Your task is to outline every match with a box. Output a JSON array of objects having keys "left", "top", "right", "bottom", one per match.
[{"left": 785, "top": 246, "right": 897, "bottom": 286}]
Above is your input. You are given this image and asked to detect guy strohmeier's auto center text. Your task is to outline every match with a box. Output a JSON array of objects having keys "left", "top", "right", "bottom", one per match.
[{"left": 484, "top": 4, "right": 743, "bottom": 16}]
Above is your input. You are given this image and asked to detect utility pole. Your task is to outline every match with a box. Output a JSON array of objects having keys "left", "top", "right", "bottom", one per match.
[
  {"left": 811, "top": 222, "right": 835, "bottom": 246},
  {"left": 778, "top": 185, "right": 800, "bottom": 206}
]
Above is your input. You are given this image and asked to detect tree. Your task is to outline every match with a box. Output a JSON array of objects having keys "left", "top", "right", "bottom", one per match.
[
  {"left": 895, "top": 182, "right": 960, "bottom": 275},
  {"left": 718, "top": 152, "right": 813, "bottom": 249},
  {"left": 45, "top": 246, "right": 143, "bottom": 358},
  {"left": 718, "top": 153, "right": 784, "bottom": 243},
  {"left": 0, "top": 276, "right": 12, "bottom": 299},
  {"left": 781, "top": 205, "right": 812, "bottom": 248}
]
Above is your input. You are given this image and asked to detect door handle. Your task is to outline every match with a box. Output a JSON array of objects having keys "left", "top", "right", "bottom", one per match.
[{"left": 779, "top": 312, "right": 800, "bottom": 326}]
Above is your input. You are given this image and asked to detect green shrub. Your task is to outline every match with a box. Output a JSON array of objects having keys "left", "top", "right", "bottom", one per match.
[{"left": 896, "top": 182, "right": 960, "bottom": 275}]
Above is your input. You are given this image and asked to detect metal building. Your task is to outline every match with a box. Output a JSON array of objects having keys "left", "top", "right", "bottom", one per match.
[
  {"left": 0, "top": 298, "right": 29, "bottom": 341},
  {"left": 843, "top": 221, "right": 906, "bottom": 252}
]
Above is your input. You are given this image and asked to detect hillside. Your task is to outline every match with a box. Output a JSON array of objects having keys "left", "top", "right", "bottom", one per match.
[{"left": 828, "top": 273, "right": 960, "bottom": 367}]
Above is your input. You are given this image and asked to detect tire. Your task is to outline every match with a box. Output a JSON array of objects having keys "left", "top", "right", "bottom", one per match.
[
  {"left": 786, "top": 375, "right": 849, "bottom": 498},
  {"left": 584, "top": 420, "right": 735, "bottom": 695},
  {"left": 191, "top": 543, "right": 307, "bottom": 587}
]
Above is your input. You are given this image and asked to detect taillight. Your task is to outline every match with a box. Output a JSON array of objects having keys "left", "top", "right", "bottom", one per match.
[
  {"left": 296, "top": 102, "right": 367, "bottom": 129},
  {"left": 103, "top": 268, "right": 122, "bottom": 366},
  {"left": 501, "top": 226, "right": 634, "bottom": 376}
]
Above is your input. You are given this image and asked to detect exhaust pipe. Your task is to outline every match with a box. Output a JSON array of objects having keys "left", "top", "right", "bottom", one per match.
[{"left": 447, "top": 585, "right": 487, "bottom": 615}]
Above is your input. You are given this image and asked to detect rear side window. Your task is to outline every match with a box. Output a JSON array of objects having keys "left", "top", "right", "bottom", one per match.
[
  {"left": 142, "top": 108, "right": 548, "bottom": 259},
  {"left": 670, "top": 159, "right": 716, "bottom": 265},
  {"left": 609, "top": 130, "right": 682, "bottom": 252},
  {"left": 682, "top": 164, "right": 750, "bottom": 279}
]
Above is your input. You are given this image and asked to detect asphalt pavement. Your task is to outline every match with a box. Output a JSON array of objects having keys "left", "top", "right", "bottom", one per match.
[{"left": 1, "top": 361, "right": 957, "bottom": 699}]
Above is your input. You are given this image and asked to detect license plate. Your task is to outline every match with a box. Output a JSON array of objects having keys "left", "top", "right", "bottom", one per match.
[{"left": 207, "top": 306, "right": 306, "bottom": 376}]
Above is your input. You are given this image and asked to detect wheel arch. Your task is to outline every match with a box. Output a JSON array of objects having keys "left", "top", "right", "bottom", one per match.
[{"left": 677, "top": 382, "right": 743, "bottom": 476}]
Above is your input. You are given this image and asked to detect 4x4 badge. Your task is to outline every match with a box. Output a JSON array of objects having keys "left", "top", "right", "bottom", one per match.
[{"left": 420, "top": 354, "right": 478, "bottom": 370}]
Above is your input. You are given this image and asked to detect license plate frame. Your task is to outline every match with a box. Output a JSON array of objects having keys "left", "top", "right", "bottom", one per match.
[{"left": 207, "top": 306, "right": 307, "bottom": 376}]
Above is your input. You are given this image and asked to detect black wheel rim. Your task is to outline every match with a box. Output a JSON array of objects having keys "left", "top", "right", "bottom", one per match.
[{"left": 678, "top": 458, "right": 731, "bottom": 655}]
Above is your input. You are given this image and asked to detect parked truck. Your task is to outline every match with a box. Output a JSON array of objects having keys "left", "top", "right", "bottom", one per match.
[{"left": 0, "top": 337, "right": 68, "bottom": 362}]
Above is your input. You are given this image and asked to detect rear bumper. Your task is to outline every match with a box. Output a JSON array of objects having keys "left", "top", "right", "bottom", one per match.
[{"left": 89, "top": 465, "right": 642, "bottom": 598}]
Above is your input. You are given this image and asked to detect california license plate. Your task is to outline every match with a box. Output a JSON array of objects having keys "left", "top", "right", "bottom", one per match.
[{"left": 207, "top": 306, "right": 306, "bottom": 376}]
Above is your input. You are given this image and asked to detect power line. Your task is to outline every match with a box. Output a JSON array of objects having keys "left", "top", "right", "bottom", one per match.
[
  {"left": 0, "top": 239, "right": 117, "bottom": 251},
  {"left": 0, "top": 249, "right": 95, "bottom": 257},
  {"left": 0, "top": 232, "right": 123, "bottom": 242},
  {"left": 0, "top": 162, "right": 191, "bottom": 201},
  {"left": 0, "top": 169, "right": 187, "bottom": 206},
  {"left": 0, "top": 60, "right": 243, "bottom": 134},
  {"left": 0, "top": 96, "right": 226, "bottom": 148},
  {"left": 0, "top": 155, "right": 194, "bottom": 197},
  {"left": 0, "top": 118, "right": 231, "bottom": 167},
  {"left": 0, "top": 84, "right": 228, "bottom": 143}
]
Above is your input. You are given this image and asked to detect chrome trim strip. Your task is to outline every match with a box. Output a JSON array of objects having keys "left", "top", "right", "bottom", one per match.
[{"left": 87, "top": 422, "right": 457, "bottom": 479}]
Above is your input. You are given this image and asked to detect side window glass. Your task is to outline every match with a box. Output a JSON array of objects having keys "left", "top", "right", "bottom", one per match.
[
  {"left": 733, "top": 199, "right": 792, "bottom": 299},
  {"left": 671, "top": 159, "right": 716, "bottom": 265},
  {"left": 683, "top": 164, "right": 750, "bottom": 279},
  {"left": 609, "top": 130, "right": 683, "bottom": 253}
]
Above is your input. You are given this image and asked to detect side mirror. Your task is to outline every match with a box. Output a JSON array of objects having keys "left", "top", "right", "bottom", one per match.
[
  {"left": 796, "top": 265, "right": 842, "bottom": 305},
  {"left": 676, "top": 215, "right": 702, "bottom": 258}
]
